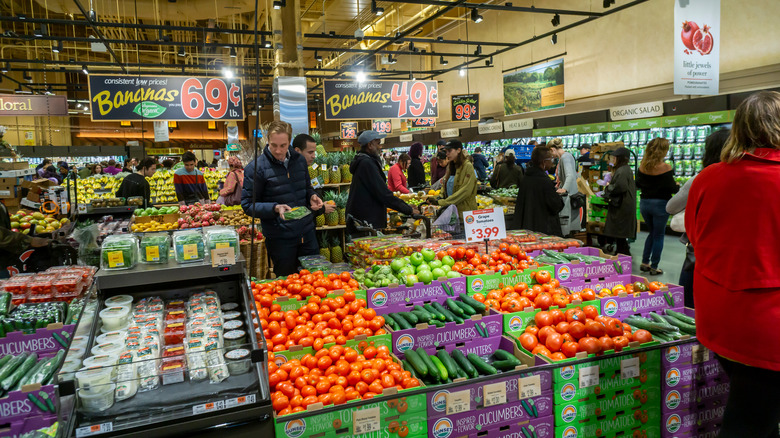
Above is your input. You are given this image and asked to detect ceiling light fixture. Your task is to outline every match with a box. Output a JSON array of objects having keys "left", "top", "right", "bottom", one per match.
[
  {"left": 372, "top": 0, "right": 384, "bottom": 16},
  {"left": 459, "top": 67, "right": 466, "bottom": 77},
  {"left": 82, "top": 64, "right": 89, "bottom": 75},
  {"left": 23, "top": 71, "right": 31, "bottom": 81},
  {"left": 273, "top": 0, "right": 285, "bottom": 9},
  {"left": 314, "top": 51, "right": 323, "bottom": 62},
  {"left": 485, "top": 56, "right": 493, "bottom": 67},
  {"left": 177, "top": 47, "right": 186, "bottom": 57},
  {"left": 356, "top": 70, "right": 366, "bottom": 82},
  {"left": 222, "top": 67, "right": 234, "bottom": 78},
  {"left": 470, "top": 8, "right": 483, "bottom": 23},
  {"left": 474, "top": 45, "right": 482, "bottom": 56},
  {"left": 603, "top": 0, "right": 615, "bottom": 7},
  {"left": 440, "top": 56, "right": 448, "bottom": 65},
  {"left": 262, "top": 37, "right": 272, "bottom": 48},
  {"left": 1, "top": 63, "right": 8, "bottom": 73},
  {"left": 229, "top": 47, "right": 237, "bottom": 58},
  {"left": 409, "top": 42, "right": 415, "bottom": 52},
  {"left": 388, "top": 55, "right": 397, "bottom": 64},
  {"left": 551, "top": 14, "right": 560, "bottom": 27},
  {"left": 551, "top": 33, "right": 558, "bottom": 45},
  {"left": 52, "top": 41, "right": 62, "bottom": 53}
]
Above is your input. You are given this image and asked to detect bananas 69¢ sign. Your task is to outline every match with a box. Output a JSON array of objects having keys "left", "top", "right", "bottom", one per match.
[
  {"left": 323, "top": 79, "right": 438, "bottom": 120},
  {"left": 88, "top": 75, "right": 244, "bottom": 121}
]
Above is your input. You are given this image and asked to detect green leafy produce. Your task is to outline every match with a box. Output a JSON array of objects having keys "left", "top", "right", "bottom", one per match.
[
  {"left": 100, "top": 234, "right": 138, "bottom": 270},
  {"left": 173, "top": 230, "right": 205, "bottom": 263},
  {"left": 204, "top": 227, "right": 240, "bottom": 257},
  {"left": 282, "top": 207, "right": 312, "bottom": 221},
  {"left": 139, "top": 233, "right": 170, "bottom": 264}
]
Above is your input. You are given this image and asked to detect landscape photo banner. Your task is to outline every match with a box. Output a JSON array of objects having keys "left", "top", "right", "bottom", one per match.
[
  {"left": 323, "top": 80, "right": 438, "bottom": 120},
  {"left": 503, "top": 58, "right": 565, "bottom": 116},
  {"left": 88, "top": 74, "right": 244, "bottom": 121},
  {"left": 674, "top": 0, "right": 720, "bottom": 95}
]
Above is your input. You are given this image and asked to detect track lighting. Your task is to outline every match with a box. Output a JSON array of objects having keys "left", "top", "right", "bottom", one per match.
[
  {"left": 229, "top": 47, "right": 237, "bottom": 58},
  {"left": 23, "top": 71, "right": 31, "bottom": 81},
  {"left": 388, "top": 55, "right": 397, "bottom": 64},
  {"left": 470, "top": 8, "right": 483, "bottom": 23},
  {"left": 474, "top": 45, "right": 482, "bottom": 56},
  {"left": 440, "top": 56, "right": 448, "bottom": 65},
  {"left": 485, "top": 56, "right": 493, "bottom": 67},
  {"left": 551, "top": 33, "right": 558, "bottom": 45},
  {"left": 262, "top": 37, "right": 272, "bottom": 48},
  {"left": 372, "top": 0, "right": 384, "bottom": 16},
  {"left": 82, "top": 64, "right": 89, "bottom": 75},
  {"left": 356, "top": 71, "right": 366, "bottom": 82},
  {"left": 409, "top": 42, "right": 415, "bottom": 52},
  {"left": 603, "top": 0, "right": 615, "bottom": 7},
  {"left": 1, "top": 63, "right": 7, "bottom": 73},
  {"left": 551, "top": 14, "right": 560, "bottom": 27},
  {"left": 314, "top": 51, "right": 322, "bottom": 62},
  {"left": 52, "top": 41, "right": 62, "bottom": 53},
  {"left": 273, "top": 0, "right": 285, "bottom": 9},
  {"left": 459, "top": 67, "right": 466, "bottom": 77},
  {"left": 222, "top": 67, "right": 234, "bottom": 79},
  {"left": 177, "top": 47, "right": 186, "bottom": 57}
]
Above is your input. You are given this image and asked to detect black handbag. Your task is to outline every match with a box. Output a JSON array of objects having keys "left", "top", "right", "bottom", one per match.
[
  {"left": 607, "top": 193, "right": 623, "bottom": 208},
  {"left": 681, "top": 233, "right": 696, "bottom": 271},
  {"left": 570, "top": 192, "right": 586, "bottom": 210}
]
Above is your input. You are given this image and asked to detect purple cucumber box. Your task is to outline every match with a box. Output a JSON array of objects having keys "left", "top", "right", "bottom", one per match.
[
  {"left": 366, "top": 277, "right": 467, "bottom": 315},
  {"left": 562, "top": 274, "right": 685, "bottom": 319},
  {"left": 662, "top": 406, "right": 725, "bottom": 437},
  {"left": 0, "top": 384, "right": 58, "bottom": 424},
  {"left": 428, "top": 396, "right": 553, "bottom": 438},
  {"left": 527, "top": 247, "right": 632, "bottom": 282},
  {"left": 391, "top": 313, "right": 502, "bottom": 358},
  {"left": 0, "top": 323, "right": 76, "bottom": 356},
  {"left": 468, "top": 415, "right": 555, "bottom": 438},
  {"left": 662, "top": 339, "right": 718, "bottom": 369},
  {"left": 662, "top": 379, "right": 730, "bottom": 414},
  {"left": 662, "top": 361, "right": 727, "bottom": 392},
  {"left": 0, "top": 414, "right": 57, "bottom": 438}
]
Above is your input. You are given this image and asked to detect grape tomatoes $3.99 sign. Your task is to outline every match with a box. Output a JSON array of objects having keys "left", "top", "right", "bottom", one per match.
[
  {"left": 323, "top": 79, "right": 438, "bottom": 120},
  {"left": 463, "top": 208, "right": 507, "bottom": 243}
]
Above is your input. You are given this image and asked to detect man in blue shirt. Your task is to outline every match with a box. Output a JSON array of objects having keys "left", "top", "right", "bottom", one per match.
[{"left": 472, "top": 146, "right": 489, "bottom": 181}]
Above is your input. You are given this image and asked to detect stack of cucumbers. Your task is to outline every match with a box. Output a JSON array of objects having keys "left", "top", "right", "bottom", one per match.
[
  {"left": 533, "top": 249, "right": 605, "bottom": 265},
  {"left": 623, "top": 309, "right": 696, "bottom": 342},
  {"left": 0, "top": 350, "right": 65, "bottom": 397},
  {"left": 402, "top": 347, "right": 523, "bottom": 386},
  {"left": 384, "top": 294, "right": 486, "bottom": 329}
]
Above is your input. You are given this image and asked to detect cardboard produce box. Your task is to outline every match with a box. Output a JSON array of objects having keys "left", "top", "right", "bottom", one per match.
[
  {"left": 0, "top": 161, "right": 29, "bottom": 171},
  {"left": 22, "top": 179, "right": 56, "bottom": 202}
]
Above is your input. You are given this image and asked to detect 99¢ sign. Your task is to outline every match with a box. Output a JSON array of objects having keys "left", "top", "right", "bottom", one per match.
[
  {"left": 323, "top": 80, "right": 438, "bottom": 120},
  {"left": 463, "top": 208, "right": 507, "bottom": 243},
  {"left": 451, "top": 94, "right": 479, "bottom": 122},
  {"left": 88, "top": 74, "right": 244, "bottom": 121}
]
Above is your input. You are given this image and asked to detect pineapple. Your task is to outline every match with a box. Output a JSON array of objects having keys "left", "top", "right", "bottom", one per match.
[
  {"left": 336, "top": 191, "right": 348, "bottom": 225},
  {"left": 323, "top": 191, "right": 339, "bottom": 226},
  {"left": 330, "top": 235, "right": 343, "bottom": 263},
  {"left": 315, "top": 208, "right": 325, "bottom": 227},
  {"left": 319, "top": 232, "right": 330, "bottom": 260},
  {"left": 341, "top": 150, "right": 354, "bottom": 183},
  {"left": 317, "top": 155, "right": 329, "bottom": 185},
  {"left": 315, "top": 143, "right": 326, "bottom": 156},
  {"left": 328, "top": 153, "right": 342, "bottom": 184},
  {"left": 308, "top": 157, "right": 317, "bottom": 179}
]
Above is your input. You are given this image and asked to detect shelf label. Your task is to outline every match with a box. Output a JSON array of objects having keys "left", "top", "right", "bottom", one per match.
[
  {"left": 353, "top": 406, "right": 380, "bottom": 435},
  {"left": 483, "top": 382, "right": 507, "bottom": 407},
  {"left": 579, "top": 365, "right": 600, "bottom": 388},
  {"left": 183, "top": 244, "right": 198, "bottom": 260},
  {"left": 226, "top": 394, "right": 256, "bottom": 408},
  {"left": 446, "top": 390, "right": 471, "bottom": 415},
  {"left": 145, "top": 246, "right": 160, "bottom": 262},
  {"left": 211, "top": 247, "right": 236, "bottom": 267},
  {"left": 76, "top": 423, "right": 113, "bottom": 437},
  {"left": 463, "top": 208, "right": 507, "bottom": 243},
  {"left": 107, "top": 251, "right": 124, "bottom": 268},
  {"left": 518, "top": 374, "right": 542, "bottom": 400},
  {"left": 216, "top": 242, "right": 230, "bottom": 249},
  {"left": 692, "top": 344, "right": 710, "bottom": 364},
  {"left": 621, "top": 357, "right": 640, "bottom": 379},
  {"left": 193, "top": 400, "right": 226, "bottom": 415}
]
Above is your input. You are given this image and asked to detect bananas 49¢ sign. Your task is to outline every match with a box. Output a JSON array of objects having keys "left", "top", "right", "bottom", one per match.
[
  {"left": 323, "top": 79, "right": 438, "bottom": 120},
  {"left": 88, "top": 75, "right": 244, "bottom": 121}
]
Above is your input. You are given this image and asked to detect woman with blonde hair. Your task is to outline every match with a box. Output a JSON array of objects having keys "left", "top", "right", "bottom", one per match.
[
  {"left": 686, "top": 90, "right": 780, "bottom": 438},
  {"left": 438, "top": 140, "right": 477, "bottom": 216},
  {"left": 636, "top": 137, "right": 678, "bottom": 274}
]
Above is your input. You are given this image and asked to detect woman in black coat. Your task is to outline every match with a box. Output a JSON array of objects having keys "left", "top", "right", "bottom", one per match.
[
  {"left": 603, "top": 147, "right": 637, "bottom": 255},
  {"left": 407, "top": 142, "right": 426, "bottom": 189},
  {"left": 513, "top": 146, "right": 565, "bottom": 236}
]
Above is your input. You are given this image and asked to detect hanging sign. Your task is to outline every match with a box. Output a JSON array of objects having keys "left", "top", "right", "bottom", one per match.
[
  {"left": 451, "top": 94, "right": 479, "bottom": 122},
  {"left": 478, "top": 122, "right": 503, "bottom": 135},
  {"left": 504, "top": 118, "right": 534, "bottom": 132},
  {"left": 340, "top": 122, "right": 358, "bottom": 139},
  {"left": 440, "top": 128, "right": 459, "bottom": 139},
  {"left": 410, "top": 118, "right": 436, "bottom": 128},
  {"left": 0, "top": 95, "right": 68, "bottom": 116},
  {"left": 372, "top": 119, "right": 392, "bottom": 134},
  {"left": 610, "top": 101, "right": 664, "bottom": 121},
  {"left": 88, "top": 74, "right": 244, "bottom": 121},
  {"left": 323, "top": 79, "right": 438, "bottom": 120},
  {"left": 153, "top": 121, "right": 169, "bottom": 142},
  {"left": 674, "top": 0, "right": 720, "bottom": 95},
  {"left": 399, "top": 134, "right": 414, "bottom": 142},
  {"left": 503, "top": 58, "right": 565, "bottom": 115}
]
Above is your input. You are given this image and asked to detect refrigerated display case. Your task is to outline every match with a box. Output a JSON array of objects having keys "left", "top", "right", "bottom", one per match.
[{"left": 57, "top": 258, "right": 273, "bottom": 438}]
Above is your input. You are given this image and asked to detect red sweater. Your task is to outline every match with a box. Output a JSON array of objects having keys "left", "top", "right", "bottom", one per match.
[
  {"left": 686, "top": 148, "right": 780, "bottom": 371},
  {"left": 387, "top": 163, "right": 410, "bottom": 194}
]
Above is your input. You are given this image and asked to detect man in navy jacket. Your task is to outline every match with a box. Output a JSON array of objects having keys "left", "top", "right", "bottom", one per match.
[{"left": 242, "top": 121, "right": 324, "bottom": 276}]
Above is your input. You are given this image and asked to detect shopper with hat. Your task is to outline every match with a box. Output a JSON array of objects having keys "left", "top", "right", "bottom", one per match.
[
  {"left": 513, "top": 146, "right": 564, "bottom": 236},
  {"left": 603, "top": 146, "right": 636, "bottom": 255},
  {"left": 346, "top": 130, "right": 416, "bottom": 236},
  {"left": 490, "top": 149, "right": 524, "bottom": 189},
  {"left": 437, "top": 140, "right": 478, "bottom": 215}
]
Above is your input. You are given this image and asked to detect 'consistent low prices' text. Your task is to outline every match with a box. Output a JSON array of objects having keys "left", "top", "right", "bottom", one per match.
[{"left": 463, "top": 208, "right": 507, "bottom": 243}]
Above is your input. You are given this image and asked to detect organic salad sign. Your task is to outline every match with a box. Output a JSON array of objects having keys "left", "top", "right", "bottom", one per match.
[
  {"left": 323, "top": 79, "right": 438, "bottom": 120},
  {"left": 463, "top": 208, "right": 507, "bottom": 243},
  {"left": 674, "top": 0, "right": 720, "bottom": 95},
  {"left": 88, "top": 75, "right": 245, "bottom": 121},
  {"left": 451, "top": 94, "right": 479, "bottom": 121}
]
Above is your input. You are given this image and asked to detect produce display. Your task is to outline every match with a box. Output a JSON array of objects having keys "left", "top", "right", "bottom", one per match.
[
  {"left": 204, "top": 227, "right": 240, "bottom": 258},
  {"left": 130, "top": 218, "right": 179, "bottom": 232},
  {"left": 173, "top": 229, "right": 205, "bottom": 263},
  {"left": 490, "top": 187, "right": 519, "bottom": 198},
  {"left": 76, "top": 174, "right": 122, "bottom": 204},
  {"left": 100, "top": 234, "right": 138, "bottom": 270},
  {"left": 383, "top": 293, "right": 485, "bottom": 329},
  {"left": 438, "top": 243, "right": 541, "bottom": 276},
  {"left": 0, "top": 350, "right": 65, "bottom": 395},
  {"left": 354, "top": 248, "right": 463, "bottom": 288},
  {"left": 476, "top": 194, "right": 495, "bottom": 209},
  {"left": 6, "top": 210, "right": 70, "bottom": 235},
  {"left": 134, "top": 206, "right": 180, "bottom": 217},
  {"left": 405, "top": 345, "right": 522, "bottom": 386},
  {"left": 178, "top": 203, "right": 230, "bottom": 229},
  {"left": 0, "top": 299, "right": 85, "bottom": 336},
  {"left": 250, "top": 270, "right": 359, "bottom": 307},
  {"left": 139, "top": 233, "right": 171, "bottom": 264}
]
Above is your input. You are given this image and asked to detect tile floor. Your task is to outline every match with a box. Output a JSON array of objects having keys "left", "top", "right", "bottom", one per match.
[{"left": 628, "top": 231, "right": 687, "bottom": 285}]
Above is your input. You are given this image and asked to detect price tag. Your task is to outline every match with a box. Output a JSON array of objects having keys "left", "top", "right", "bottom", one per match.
[
  {"left": 107, "top": 251, "right": 124, "bottom": 268},
  {"left": 211, "top": 247, "right": 236, "bottom": 267},
  {"left": 146, "top": 246, "right": 160, "bottom": 262},
  {"left": 621, "top": 357, "right": 640, "bottom": 379},
  {"left": 353, "top": 407, "right": 380, "bottom": 435},
  {"left": 215, "top": 242, "right": 230, "bottom": 249},
  {"left": 691, "top": 344, "right": 710, "bottom": 364},
  {"left": 483, "top": 382, "right": 507, "bottom": 407},
  {"left": 518, "top": 374, "right": 542, "bottom": 400},
  {"left": 321, "top": 164, "right": 328, "bottom": 171},
  {"left": 225, "top": 394, "right": 256, "bottom": 408},
  {"left": 579, "top": 365, "right": 600, "bottom": 388},
  {"left": 193, "top": 400, "right": 226, "bottom": 415},
  {"left": 311, "top": 178, "right": 322, "bottom": 189},
  {"left": 78, "top": 203, "right": 88, "bottom": 214},
  {"left": 446, "top": 390, "right": 471, "bottom": 414},
  {"left": 76, "top": 423, "right": 113, "bottom": 437},
  {"left": 183, "top": 244, "right": 198, "bottom": 260},
  {"left": 463, "top": 208, "right": 507, "bottom": 243}
]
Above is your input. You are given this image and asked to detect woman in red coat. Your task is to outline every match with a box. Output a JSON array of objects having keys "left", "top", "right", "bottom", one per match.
[
  {"left": 685, "top": 90, "right": 780, "bottom": 438},
  {"left": 387, "top": 153, "right": 411, "bottom": 194}
]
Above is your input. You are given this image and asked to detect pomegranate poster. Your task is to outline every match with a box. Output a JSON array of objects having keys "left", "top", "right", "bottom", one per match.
[{"left": 674, "top": 0, "right": 720, "bottom": 95}]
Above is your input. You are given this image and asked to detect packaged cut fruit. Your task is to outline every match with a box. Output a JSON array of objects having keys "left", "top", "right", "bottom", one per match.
[
  {"left": 52, "top": 275, "right": 84, "bottom": 301},
  {"left": 281, "top": 206, "right": 311, "bottom": 221},
  {"left": 172, "top": 229, "right": 205, "bottom": 263},
  {"left": 26, "top": 275, "right": 55, "bottom": 302},
  {"left": 139, "top": 233, "right": 170, "bottom": 264},
  {"left": 127, "top": 196, "right": 144, "bottom": 206},
  {"left": 2, "top": 273, "right": 34, "bottom": 305},
  {"left": 204, "top": 226, "right": 240, "bottom": 258},
  {"left": 101, "top": 234, "right": 139, "bottom": 270}
]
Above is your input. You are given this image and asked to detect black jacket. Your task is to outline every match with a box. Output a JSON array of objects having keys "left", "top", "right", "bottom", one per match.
[
  {"left": 116, "top": 173, "right": 151, "bottom": 208},
  {"left": 241, "top": 147, "right": 316, "bottom": 240},
  {"left": 604, "top": 165, "right": 637, "bottom": 239},
  {"left": 513, "top": 166, "right": 565, "bottom": 236},
  {"left": 346, "top": 151, "right": 413, "bottom": 231},
  {"left": 407, "top": 157, "right": 425, "bottom": 189}
]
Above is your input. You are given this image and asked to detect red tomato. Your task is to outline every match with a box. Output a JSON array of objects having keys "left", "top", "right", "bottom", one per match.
[
  {"left": 585, "top": 320, "right": 606, "bottom": 338},
  {"left": 578, "top": 336, "right": 602, "bottom": 355},
  {"left": 534, "top": 311, "right": 554, "bottom": 328},
  {"left": 549, "top": 352, "right": 567, "bottom": 361},
  {"left": 531, "top": 345, "right": 552, "bottom": 357},
  {"left": 580, "top": 288, "right": 596, "bottom": 301},
  {"left": 555, "top": 321, "right": 570, "bottom": 334},
  {"left": 534, "top": 293, "right": 553, "bottom": 310},
  {"left": 561, "top": 341, "right": 579, "bottom": 358},
  {"left": 546, "top": 332, "right": 564, "bottom": 352},
  {"left": 633, "top": 330, "right": 654, "bottom": 344},
  {"left": 568, "top": 321, "right": 587, "bottom": 340},
  {"left": 549, "top": 309, "right": 565, "bottom": 325},
  {"left": 604, "top": 318, "right": 625, "bottom": 337},
  {"left": 519, "top": 333, "right": 538, "bottom": 351},
  {"left": 598, "top": 336, "right": 615, "bottom": 352},
  {"left": 582, "top": 305, "right": 599, "bottom": 320},
  {"left": 535, "top": 270, "right": 552, "bottom": 284},
  {"left": 612, "top": 336, "right": 630, "bottom": 352},
  {"left": 565, "top": 308, "right": 586, "bottom": 323},
  {"left": 538, "top": 326, "right": 556, "bottom": 345}
]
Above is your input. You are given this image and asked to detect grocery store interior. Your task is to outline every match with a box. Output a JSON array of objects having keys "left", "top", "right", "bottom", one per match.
[{"left": 0, "top": 0, "right": 779, "bottom": 436}]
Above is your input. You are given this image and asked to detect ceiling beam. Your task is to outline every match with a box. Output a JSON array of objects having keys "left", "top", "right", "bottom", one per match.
[
  {"left": 303, "top": 32, "right": 514, "bottom": 47},
  {"left": 71, "top": 0, "right": 127, "bottom": 73},
  {"left": 386, "top": 0, "right": 602, "bottom": 17}
]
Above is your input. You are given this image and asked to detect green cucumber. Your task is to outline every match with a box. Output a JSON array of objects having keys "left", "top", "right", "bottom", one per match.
[
  {"left": 400, "top": 312, "right": 419, "bottom": 325},
  {"left": 416, "top": 348, "right": 440, "bottom": 381},
  {"left": 467, "top": 353, "right": 498, "bottom": 375},
  {"left": 492, "top": 359, "right": 520, "bottom": 371},
  {"left": 459, "top": 293, "right": 486, "bottom": 312},
  {"left": 445, "top": 299, "right": 466, "bottom": 318},
  {"left": 662, "top": 315, "right": 696, "bottom": 335},
  {"left": 665, "top": 309, "right": 696, "bottom": 325},
  {"left": 431, "top": 302, "right": 453, "bottom": 322},
  {"left": 430, "top": 319, "right": 445, "bottom": 328},
  {"left": 411, "top": 310, "right": 432, "bottom": 324},
  {"left": 424, "top": 304, "right": 446, "bottom": 321},
  {"left": 0, "top": 355, "right": 12, "bottom": 371},
  {"left": 453, "top": 300, "right": 477, "bottom": 316},
  {"left": 436, "top": 350, "right": 460, "bottom": 379},
  {"left": 429, "top": 356, "right": 449, "bottom": 381},
  {"left": 402, "top": 360, "right": 418, "bottom": 379},
  {"left": 413, "top": 305, "right": 434, "bottom": 320},
  {"left": 492, "top": 350, "right": 521, "bottom": 365},
  {"left": 390, "top": 313, "right": 412, "bottom": 330},
  {"left": 385, "top": 315, "right": 399, "bottom": 330},
  {"left": 2, "top": 353, "right": 37, "bottom": 391},
  {"left": 15, "top": 358, "right": 46, "bottom": 389},
  {"left": 403, "top": 349, "right": 428, "bottom": 378},
  {"left": 38, "top": 350, "right": 66, "bottom": 385},
  {"left": 648, "top": 312, "right": 677, "bottom": 329},
  {"left": 0, "top": 353, "right": 27, "bottom": 382},
  {"left": 451, "top": 349, "right": 477, "bottom": 378},
  {"left": 623, "top": 316, "right": 678, "bottom": 333}
]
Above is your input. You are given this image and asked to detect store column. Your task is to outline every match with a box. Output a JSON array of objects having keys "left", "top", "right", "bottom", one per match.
[{"left": 270, "top": 0, "right": 308, "bottom": 136}]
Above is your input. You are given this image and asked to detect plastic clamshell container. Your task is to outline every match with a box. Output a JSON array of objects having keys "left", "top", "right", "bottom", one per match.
[
  {"left": 104, "top": 294, "right": 133, "bottom": 309},
  {"left": 172, "top": 229, "right": 205, "bottom": 263},
  {"left": 78, "top": 383, "right": 116, "bottom": 412},
  {"left": 100, "top": 305, "right": 131, "bottom": 331},
  {"left": 3, "top": 274, "right": 34, "bottom": 304},
  {"left": 76, "top": 366, "right": 114, "bottom": 392},
  {"left": 52, "top": 275, "right": 84, "bottom": 301},
  {"left": 139, "top": 233, "right": 170, "bottom": 264},
  {"left": 101, "top": 234, "right": 138, "bottom": 271},
  {"left": 204, "top": 226, "right": 240, "bottom": 258},
  {"left": 163, "top": 322, "right": 185, "bottom": 345},
  {"left": 26, "top": 277, "right": 54, "bottom": 302}
]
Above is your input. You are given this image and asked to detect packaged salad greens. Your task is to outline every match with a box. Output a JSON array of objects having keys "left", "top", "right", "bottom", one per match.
[
  {"left": 101, "top": 234, "right": 138, "bottom": 271},
  {"left": 139, "top": 233, "right": 171, "bottom": 264},
  {"left": 204, "top": 227, "right": 239, "bottom": 258},
  {"left": 173, "top": 230, "right": 205, "bottom": 263},
  {"left": 282, "top": 206, "right": 311, "bottom": 221}
]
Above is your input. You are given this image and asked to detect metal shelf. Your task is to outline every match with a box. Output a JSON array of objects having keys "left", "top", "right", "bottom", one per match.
[
  {"left": 96, "top": 258, "right": 246, "bottom": 290},
  {"left": 316, "top": 224, "right": 346, "bottom": 230}
]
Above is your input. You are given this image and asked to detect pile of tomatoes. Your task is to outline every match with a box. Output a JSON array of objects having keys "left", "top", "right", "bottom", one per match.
[
  {"left": 258, "top": 292, "right": 387, "bottom": 353},
  {"left": 251, "top": 270, "right": 360, "bottom": 307},
  {"left": 473, "top": 270, "right": 589, "bottom": 312},
  {"left": 517, "top": 305, "right": 654, "bottom": 361},
  {"left": 268, "top": 343, "right": 421, "bottom": 416},
  {"left": 436, "top": 243, "right": 540, "bottom": 276},
  {"left": 593, "top": 281, "right": 666, "bottom": 298}
]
